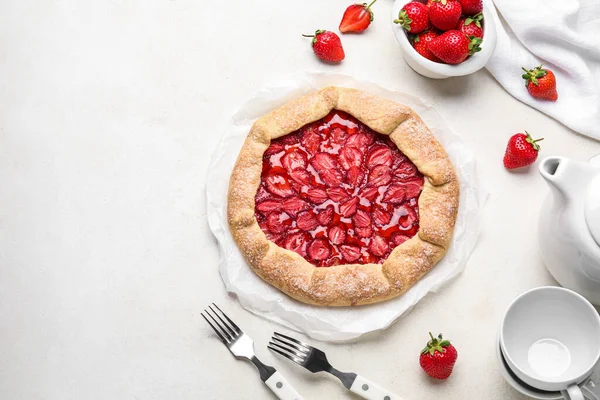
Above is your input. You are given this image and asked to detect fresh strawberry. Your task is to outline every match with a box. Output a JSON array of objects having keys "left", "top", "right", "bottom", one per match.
[
  {"left": 503, "top": 131, "right": 544, "bottom": 170},
  {"left": 369, "top": 235, "right": 389, "bottom": 257},
  {"left": 457, "top": 13, "right": 483, "bottom": 38},
  {"left": 410, "top": 31, "right": 441, "bottom": 62},
  {"left": 394, "top": 1, "right": 430, "bottom": 34},
  {"left": 458, "top": 0, "right": 482, "bottom": 15},
  {"left": 303, "top": 30, "right": 345, "bottom": 63},
  {"left": 522, "top": 65, "right": 558, "bottom": 101},
  {"left": 419, "top": 333, "right": 458, "bottom": 380},
  {"left": 368, "top": 165, "right": 392, "bottom": 186},
  {"left": 339, "top": 0, "right": 378, "bottom": 33},
  {"left": 428, "top": 30, "right": 482, "bottom": 65},
  {"left": 429, "top": 0, "right": 462, "bottom": 31}
]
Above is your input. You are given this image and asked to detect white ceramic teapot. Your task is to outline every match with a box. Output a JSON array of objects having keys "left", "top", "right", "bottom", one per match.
[{"left": 538, "top": 155, "right": 600, "bottom": 305}]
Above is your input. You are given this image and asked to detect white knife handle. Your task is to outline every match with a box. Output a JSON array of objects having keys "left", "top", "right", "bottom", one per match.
[
  {"left": 350, "top": 374, "right": 405, "bottom": 400},
  {"left": 265, "top": 371, "right": 304, "bottom": 400}
]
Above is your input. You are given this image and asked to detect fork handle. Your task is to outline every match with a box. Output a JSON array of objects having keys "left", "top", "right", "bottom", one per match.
[
  {"left": 265, "top": 371, "right": 304, "bottom": 400},
  {"left": 350, "top": 375, "right": 404, "bottom": 400}
]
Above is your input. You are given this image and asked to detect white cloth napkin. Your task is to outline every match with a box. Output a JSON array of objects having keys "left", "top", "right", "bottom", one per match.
[{"left": 485, "top": 0, "right": 600, "bottom": 140}]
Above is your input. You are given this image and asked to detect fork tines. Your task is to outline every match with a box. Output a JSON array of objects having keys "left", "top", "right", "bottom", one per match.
[
  {"left": 268, "top": 332, "right": 311, "bottom": 365},
  {"left": 201, "top": 303, "right": 241, "bottom": 344}
]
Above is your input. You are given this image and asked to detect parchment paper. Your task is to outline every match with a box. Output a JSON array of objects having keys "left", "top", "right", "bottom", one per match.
[{"left": 206, "top": 73, "right": 486, "bottom": 342}]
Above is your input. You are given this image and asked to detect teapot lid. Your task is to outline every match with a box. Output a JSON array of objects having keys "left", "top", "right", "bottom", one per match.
[{"left": 584, "top": 155, "right": 600, "bottom": 247}]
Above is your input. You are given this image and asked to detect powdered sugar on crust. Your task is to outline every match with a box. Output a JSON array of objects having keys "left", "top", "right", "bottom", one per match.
[{"left": 227, "top": 87, "right": 459, "bottom": 306}]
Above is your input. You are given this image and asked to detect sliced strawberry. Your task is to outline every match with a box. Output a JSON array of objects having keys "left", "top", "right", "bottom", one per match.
[
  {"left": 305, "top": 188, "right": 328, "bottom": 204},
  {"left": 367, "top": 145, "right": 393, "bottom": 168},
  {"left": 358, "top": 186, "right": 380, "bottom": 202},
  {"left": 296, "top": 210, "right": 319, "bottom": 231},
  {"left": 328, "top": 225, "right": 347, "bottom": 245},
  {"left": 319, "top": 168, "right": 344, "bottom": 187},
  {"left": 345, "top": 132, "right": 374, "bottom": 150},
  {"left": 289, "top": 168, "right": 312, "bottom": 186},
  {"left": 399, "top": 206, "right": 418, "bottom": 228},
  {"left": 255, "top": 185, "right": 272, "bottom": 203},
  {"left": 330, "top": 127, "right": 347, "bottom": 144},
  {"left": 282, "top": 149, "right": 308, "bottom": 171},
  {"left": 404, "top": 181, "right": 423, "bottom": 199},
  {"left": 368, "top": 165, "right": 392, "bottom": 187},
  {"left": 327, "top": 187, "right": 350, "bottom": 202},
  {"left": 355, "top": 226, "right": 373, "bottom": 238},
  {"left": 317, "top": 205, "right": 334, "bottom": 226},
  {"left": 347, "top": 166, "right": 365, "bottom": 187},
  {"left": 256, "top": 199, "right": 283, "bottom": 214},
  {"left": 369, "top": 235, "right": 389, "bottom": 257},
  {"left": 338, "top": 147, "right": 363, "bottom": 170},
  {"left": 395, "top": 162, "right": 418, "bottom": 178},
  {"left": 279, "top": 132, "right": 300, "bottom": 145},
  {"left": 382, "top": 184, "right": 406, "bottom": 204},
  {"left": 340, "top": 244, "right": 361, "bottom": 262},
  {"left": 266, "top": 232, "right": 285, "bottom": 245},
  {"left": 266, "top": 211, "right": 292, "bottom": 234},
  {"left": 391, "top": 232, "right": 410, "bottom": 247},
  {"left": 307, "top": 238, "right": 332, "bottom": 261},
  {"left": 283, "top": 231, "right": 310, "bottom": 257},
  {"left": 311, "top": 153, "right": 338, "bottom": 170},
  {"left": 300, "top": 128, "right": 321, "bottom": 153},
  {"left": 340, "top": 197, "right": 359, "bottom": 217},
  {"left": 282, "top": 196, "right": 309, "bottom": 216},
  {"left": 264, "top": 142, "right": 285, "bottom": 157},
  {"left": 265, "top": 173, "right": 295, "bottom": 198},
  {"left": 353, "top": 209, "right": 372, "bottom": 228},
  {"left": 372, "top": 206, "right": 392, "bottom": 226}
]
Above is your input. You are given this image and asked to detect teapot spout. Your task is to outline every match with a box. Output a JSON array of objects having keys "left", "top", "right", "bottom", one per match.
[{"left": 539, "top": 156, "right": 597, "bottom": 204}]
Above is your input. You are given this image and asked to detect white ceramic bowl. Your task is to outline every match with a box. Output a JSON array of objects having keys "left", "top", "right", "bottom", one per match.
[
  {"left": 391, "top": 0, "right": 497, "bottom": 79},
  {"left": 500, "top": 287, "right": 600, "bottom": 392}
]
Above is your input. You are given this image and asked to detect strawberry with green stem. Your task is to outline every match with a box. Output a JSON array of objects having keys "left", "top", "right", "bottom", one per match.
[
  {"left": 457, "top": 12, "right": 483, "bottom": 38},
  {"left": 339, "top": 0, "right": 378, "bottom": 33},
  {"left": 419, "top": 332, "right": 458, "bottom": 380},
  {"left": 503, "top": 131, "right": 544, "bottom": 170},
  {"left": 394, "top": 1, "right": 430, "bottom": 34},
  {"left": 302, "top": 30, "right": 345, "bottom": 63},
  {"left": 522, "top": 65, "right": 558, "bottom": 101}
]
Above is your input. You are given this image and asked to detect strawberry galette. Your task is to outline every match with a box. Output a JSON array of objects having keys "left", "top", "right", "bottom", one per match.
[{"left": 228, "top": 87, "right": 459, "bottom": 306}]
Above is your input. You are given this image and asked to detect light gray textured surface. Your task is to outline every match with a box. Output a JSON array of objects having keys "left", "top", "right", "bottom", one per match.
[{"left": 1, "top": 0, "right": 599, "bottom": 399}]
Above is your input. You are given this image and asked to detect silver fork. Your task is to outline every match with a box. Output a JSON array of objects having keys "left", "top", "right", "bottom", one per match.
[
  {"left": 202, "top": 304, "right": 304, "bottom": 400},
  {"left": 269, "top": 332, "right": 405, "bottom": 400}
]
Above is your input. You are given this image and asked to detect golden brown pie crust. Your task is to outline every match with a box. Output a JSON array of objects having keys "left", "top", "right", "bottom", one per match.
[{"left": 227, "top": 87, "right": 459, "bottom": 306}]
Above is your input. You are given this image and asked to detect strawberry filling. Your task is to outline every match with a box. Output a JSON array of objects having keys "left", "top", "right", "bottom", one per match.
[{"left": 255, "top": 110, "right": 424, "bottom": 267}]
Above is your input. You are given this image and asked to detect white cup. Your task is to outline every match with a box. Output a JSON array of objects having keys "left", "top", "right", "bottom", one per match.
[{"left": 500, "top": 287, "right": 600, "bottom": 399}]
